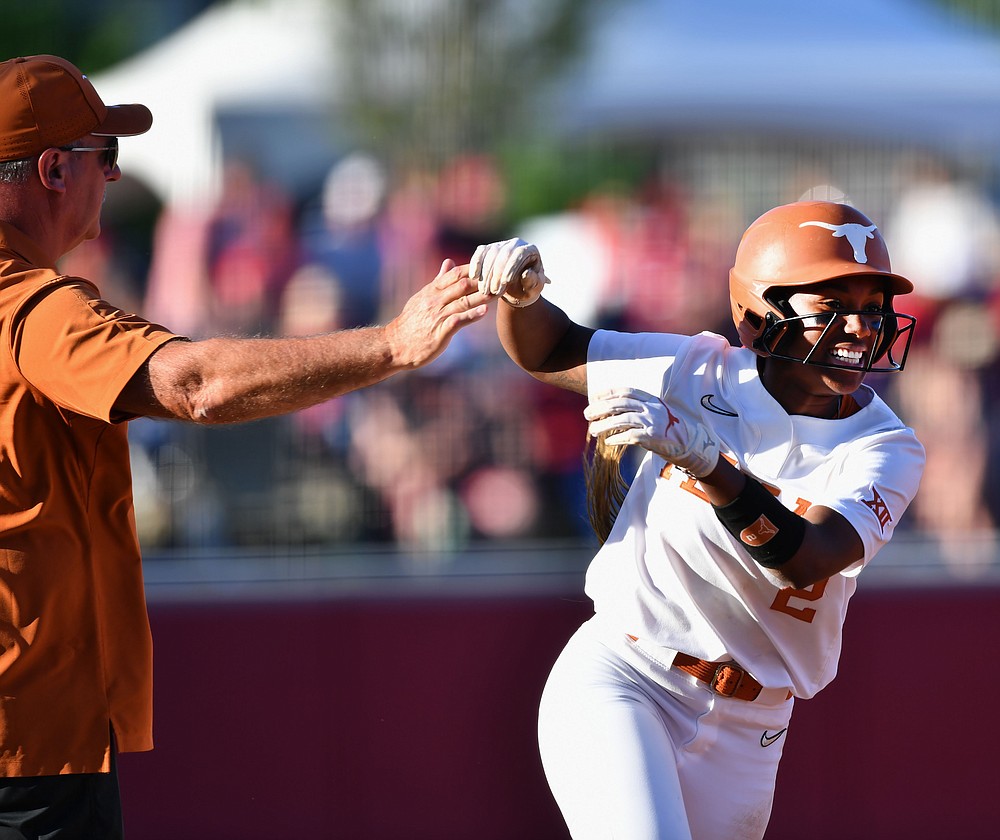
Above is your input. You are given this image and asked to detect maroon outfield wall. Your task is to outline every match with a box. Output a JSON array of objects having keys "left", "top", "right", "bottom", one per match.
[{"left": 118, "top": 575, "right": 1000, "bottom": 839}]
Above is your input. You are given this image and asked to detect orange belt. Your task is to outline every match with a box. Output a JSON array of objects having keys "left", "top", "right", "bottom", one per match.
[{"left": 673, "top": 653, "right": 772, "bottom": 702}]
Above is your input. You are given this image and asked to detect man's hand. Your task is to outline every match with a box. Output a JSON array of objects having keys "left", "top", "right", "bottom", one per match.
[
  {"left": 470, "top": 238, "right": 550, "bottom": 307},
  {"left": 385, "top": 259, "right": 491, "bottom": 369},
  {"left": 585, "top": 388, "right": 721, "bottom": 478}
]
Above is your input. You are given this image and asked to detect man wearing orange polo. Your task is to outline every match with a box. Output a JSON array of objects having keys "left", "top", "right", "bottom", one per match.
[{"left": 0, "top": 54, "right": 489, "bottom": 838}]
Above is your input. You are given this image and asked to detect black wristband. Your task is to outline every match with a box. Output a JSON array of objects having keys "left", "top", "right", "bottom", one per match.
[{"left": 712, "top": 477, "right": 806, "bottom": 569}]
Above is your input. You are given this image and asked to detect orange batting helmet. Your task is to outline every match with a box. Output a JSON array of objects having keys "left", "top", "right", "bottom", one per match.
[{"left": 729, "top": 200, "right": 915, "bottom": 372}]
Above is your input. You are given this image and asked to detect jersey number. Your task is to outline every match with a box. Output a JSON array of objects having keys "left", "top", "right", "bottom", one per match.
[
  {"left": 665, "top": 459, "right": 826, "bottom": 624},
  {"left": 769, "top": 579, "right": 828, "bottom": 623}
]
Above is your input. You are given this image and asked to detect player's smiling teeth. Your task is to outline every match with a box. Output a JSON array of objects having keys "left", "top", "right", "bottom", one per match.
[{"left": 831, "top": 348, "right": 862, "bottom": 365}]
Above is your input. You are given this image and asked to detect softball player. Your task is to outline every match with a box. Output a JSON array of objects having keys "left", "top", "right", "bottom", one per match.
[{"left": 471, "top": 200, "right": 925, "bottom": 839}]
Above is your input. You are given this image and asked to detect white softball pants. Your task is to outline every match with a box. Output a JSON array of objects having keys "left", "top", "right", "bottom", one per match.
[{"left": 537, "top": 619, "right": 795, "bottom": 839}]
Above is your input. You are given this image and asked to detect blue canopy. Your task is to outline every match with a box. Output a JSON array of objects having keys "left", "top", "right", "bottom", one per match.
[{"left": 550, "top": 0, "right": 1000, "bottom": 157}]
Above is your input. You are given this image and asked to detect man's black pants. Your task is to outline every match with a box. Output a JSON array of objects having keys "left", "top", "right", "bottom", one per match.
[{"left": 0, "top": 741, "right": 123, "bottom": 840}]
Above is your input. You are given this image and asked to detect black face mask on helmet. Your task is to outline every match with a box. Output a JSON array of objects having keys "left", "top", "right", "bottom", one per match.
[{"left": 756, "top": 295, "right": 916, "bottom": 373}]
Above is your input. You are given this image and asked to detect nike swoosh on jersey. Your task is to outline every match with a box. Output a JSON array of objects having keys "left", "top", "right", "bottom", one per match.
[
  {"left": 701, "top": 393, "right": 739, "bottom": 417},
  {"left": 760, "top": 729, "right": 787, "bottom": 748}
]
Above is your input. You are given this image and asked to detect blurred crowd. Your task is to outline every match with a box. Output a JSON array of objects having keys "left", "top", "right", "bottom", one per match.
[{"left": 60, "top": 146, "right": 1000, "bottom": 573}]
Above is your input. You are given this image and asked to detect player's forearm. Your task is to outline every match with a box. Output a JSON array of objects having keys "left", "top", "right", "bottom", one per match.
[
  {"left": 782, "top": 506, "right": 864, "bottom": 588},
  {"left": 140, "top": 329, "right": 402, "bottom": 423},
  {"left": 496, "top": 298, "right": 593, "bottom": 394},
  {"left": 702, "top": 460, "right": 863, "bottom": 588}
]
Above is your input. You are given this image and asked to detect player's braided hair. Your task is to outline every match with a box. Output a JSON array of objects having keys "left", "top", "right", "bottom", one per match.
[{"left": 583, "top": 431, "right": 629, "bottom": 545}]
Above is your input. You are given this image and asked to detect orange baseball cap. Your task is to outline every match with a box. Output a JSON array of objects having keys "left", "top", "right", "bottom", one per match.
[{"left": 0, "top": 54, "right": 152, "bottom": 162}]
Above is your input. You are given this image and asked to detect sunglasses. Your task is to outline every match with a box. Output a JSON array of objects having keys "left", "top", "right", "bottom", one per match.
[{"left": 59, "top": 137, "right": 119, "bottom": 170}]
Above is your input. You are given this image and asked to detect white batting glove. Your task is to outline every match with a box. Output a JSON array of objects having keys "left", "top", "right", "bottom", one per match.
[
  {"left": 469, "top": 238, "right": 550, "bottom": 308},
  {"left": 585, "top": 388, "right": 721, "bottom": 478}
]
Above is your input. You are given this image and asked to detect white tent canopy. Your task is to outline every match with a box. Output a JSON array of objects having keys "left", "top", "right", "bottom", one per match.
[
  {"left": 92, "top": 0, "right": 341, "bottom": 208},
  {"left": 93, "top": 0, "right": 1000, "bottom": 209},
  {"left": 550, "top": 0, "right": 1000, "bottom": 159}
]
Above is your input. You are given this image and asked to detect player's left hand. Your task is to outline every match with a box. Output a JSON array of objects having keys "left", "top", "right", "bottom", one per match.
[
  {"left": 585, "top": 388, "right": 721, "bottom": 478},
  {"left": 470, "top": 238, "right": 550, "bottom": 307}
]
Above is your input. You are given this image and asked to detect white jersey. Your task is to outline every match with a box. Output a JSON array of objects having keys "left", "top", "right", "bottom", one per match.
[{"left": 585, "top": 329, "right": 925, "bottom": 699}]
